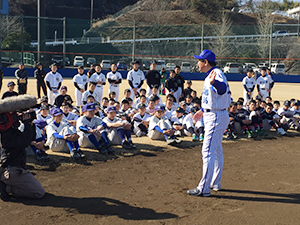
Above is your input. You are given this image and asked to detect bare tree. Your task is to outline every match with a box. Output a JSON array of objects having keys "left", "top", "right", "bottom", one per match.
[
  {"left": 1, "top": 15, "right": 22, "bottom": 38},
  {"left": 209, "top": 12, "right": 233, "bottom": 65},
  {"left": 255, "top": 6, "right": 274, "bottom": 59}
]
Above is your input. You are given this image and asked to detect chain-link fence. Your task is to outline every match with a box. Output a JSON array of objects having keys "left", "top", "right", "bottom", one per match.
[{"left": 1, "top": 15, "right": 300, "bottom": 74}]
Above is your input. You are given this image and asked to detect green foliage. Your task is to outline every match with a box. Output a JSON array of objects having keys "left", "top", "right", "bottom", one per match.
[
  {"left": 256, "top": 0, "right": 300, "bottom": 11},
  {"left": 2, "top": 31, "right": 31, "bottom": 51}
]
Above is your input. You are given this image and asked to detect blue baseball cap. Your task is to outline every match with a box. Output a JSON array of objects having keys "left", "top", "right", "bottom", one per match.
[
  {"left": 191, "top": 106, "right": 200, "bottom": 115},
  {"left": 50, "top": 107, "right": 63, "bottom": 116},
  {"left": 83, "top": 103, "right": 96, "bottom": 112},
  {"left": 154, "top": 105, "right": 165, "bottom": 111},
  {"left": 193, "top": 50, "right": 216, "bottom": 63},
  {"left": 7, "top": 81, "right": 15, "bottom": 87},
  {"left": 40, "top": 105, "right": 49, "bottom": 110},
  {"left": 107, "top": 106, "right": 117, "bottom": 112},
  {"left": 137, "top": 103, "right": 147, "bottom": 109},
  {"left": 176, "top": 107, "right": 185, "bottom": 113}
]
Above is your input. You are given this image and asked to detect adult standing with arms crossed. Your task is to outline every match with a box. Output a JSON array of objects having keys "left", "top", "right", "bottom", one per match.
[
  {"left": 127, "top": 60, "right": 145, "bottom": 101},
  {"left": 15, "top": 63, "right": 29, "bottom": 95},
  {"left": 187, "top": 50, "right": 231, "bottom": 197},
  {"left": 242, "top": 69, "right": 255, "bottom": 106},
  {"left": 34, "top": 62, "right": 47, "bottom": 100}
]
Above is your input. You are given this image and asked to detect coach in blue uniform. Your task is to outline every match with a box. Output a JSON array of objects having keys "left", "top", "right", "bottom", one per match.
[{"left": 187, "top": 50, "right": 231, "bottom": 197}]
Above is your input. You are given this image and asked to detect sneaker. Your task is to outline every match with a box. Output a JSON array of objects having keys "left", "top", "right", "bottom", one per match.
[
  {"left": 105, "top": 145, "right": 115, "bottom": 154},
  {"left": 136, "top": 130, "right": 143, "bottom": 137},
  {"left": 141, "top": 131, "right": 147, "bottom": 136},
  {"left": 0, "top": 181, "right": 10, "bottom": 201},
  {"left": 77, "top": 149, "right": 86, "bottom": 158},
  {"left": 192, "top": 134, "right": 199, "bottom": 142},
  {"left": 36, "top": 151, "right": 44, "bottom": 161},
  {"left": 249, "top": 130, "right": 256, "bottom": 138},
  {"left": 226, "top": 132, "right": 233, "bottom": 140},
  {"left": 166, "top": 137, "right": 175, "bottom": 145},
  {"left": 199, "top": 134, "right": 204, "bottom": 142},
  {"left": 174, "top": 137, "right": 182, "bottom": 144},
  {"left": 187, "top": 188, "right": 211, "bottom": 197},
  {"left": 277, "top": 127, "right": 286, "bottom": 135},
  {"left": 70, "top": 149, "right": 81, "bottom": 159},
  {"left": 41, "top": 151, "right": 50, "bottom": 161},
  {"left": 260, "top": 129, "right": 268, "bottom": 136},
  {"left": 175, "top": 130, "right": 182, "bottom": 137},
  {"left": 231, "top": 132, "right": 237, "bottom": 139},
  {"left": 243, "top": 131, "right": 249, "bottom": 138},
  {"left": 122, "top": 141, "right": 132, "bottom": 150},
  {"left": 128, "top": 140, "right": 136, "bottom": 148},
  {"left": 97, "top": 146, "right": 108, "bottom": 155}
]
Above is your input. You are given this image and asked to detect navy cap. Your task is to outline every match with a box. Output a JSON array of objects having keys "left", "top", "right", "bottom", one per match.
[
  {"left": 50, "top": 107, "right": 63, "bottom": 116},
  {"left": 187, "top": 80, "right": 192, "bottom": 84},
  {"left": 78, "top": 66, "right": 84, "bottom": 69},
  {"left": 137, "top": 103, "right": 146, "bottom": 109},
  {"left": 154, "top": 105, "right": 165, "bottom": 111},
  {"left": 94, "top": 102, "right": 101, "bottom": 108},
  {"left": 61, "top": 85, "right": 67, "bottom": 91},
  {"left": 153, "top": 84, "right": 159, "bottom": 89},
  {"left": 294, "top": 100, "right": 300, "bottom": 106},
  {"left": 19, "top": 62, "right": 24, "bottom": 65},
  {"left": 194, "top": 50, "right": 216, "bottom": 63},
  {"left": 7, "top": 81, "right": 16, "bottom": 87},
  {"left": 40, "top": 105, "right": 49, "bottom": 110},
  {"left": 83, "top": 103, "right": 96, "bottom": 112},
  {"left": 191, "top": 106, "right": 200, "bottom": 115},
  {"left": 107, "top": 106, "right": 117, "bottom": 112},
  {"left": 34, "top": 120, "right": 47, "bottom": 129},
  {"left": 176, "top": 107, "right": 185, "bottom": 113},
  {"left": 284, "top": 100, "right": 291, "bottom": 107},
  {"left": 132, "top": 60, "right": 140, "bottom": 65}
]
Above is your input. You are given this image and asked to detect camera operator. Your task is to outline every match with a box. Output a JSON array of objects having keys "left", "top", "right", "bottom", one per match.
[{"left": 0, "top": 103, "right": 45, "bottom": 201}]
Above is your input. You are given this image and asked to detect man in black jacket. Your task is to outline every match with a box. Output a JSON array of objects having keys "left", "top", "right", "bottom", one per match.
[
  {"left": 0, "top": 112, "right": 45, "bottom": 201},
  {"left": 34, "top": 62, "right": 47, "bottom": 99},
  {"left": 145, "top": 60, "right": 161, "bottom": 97},
  {"left": 15, "top": 63, "right": 29, "bottom": 95}
]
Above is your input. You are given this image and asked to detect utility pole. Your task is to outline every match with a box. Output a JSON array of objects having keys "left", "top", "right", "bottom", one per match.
[
  {"left": 269, "top": 23, "right": 272, "bottom": 67},
  {"left": 21, "top": 15, "right": 24, "bottom": 64},
  {"left": 63, "top": 17, "right": 66, "bottom": 69},
  {"left": 90, "top": 0, "right": 94, "bottom": 26},
  {"left": 132, "top": 20, "right": 136, "bottom": 62},
  {"left": 37, "top": 0, "right": 40, "bottom": 62},
  {"left": 298, "top": 9, "right": 300, "bottom": 36},
  {"left": 201, "top": 23, "right": 204, "bottom": 52}
]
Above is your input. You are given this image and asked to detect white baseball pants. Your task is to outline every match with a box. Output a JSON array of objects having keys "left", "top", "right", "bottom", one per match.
[
  {"left": 197, "top": 110, "right": 229, "bottom": 194},
  {"left": 108, "top": 84, "right": 120, "bottom": 101},
  {"left": 95, "top": 85, "right": 103, "bottom": 104},
  {"left": 260, "top": 89, "right": 269, "bottom": 100},
  {"left": 243, "top": 90, "right": 253, "bottom": 106}
]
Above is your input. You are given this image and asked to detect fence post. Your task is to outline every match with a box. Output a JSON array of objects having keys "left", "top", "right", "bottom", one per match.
[
  {"left": 63, "top": 17, "right": 66, "bottom": 69},
  {"left": 21, "top": 15, "right": 24, "bottom": 64},
  {"left": 269, "top": 23, "right": 272, "bottom": 67},
  {"left": 132, "top": 20, "right": 136, "bottom": 62},
  {"left": 201, "top": 23, "right": 204, "bottom": 52}
]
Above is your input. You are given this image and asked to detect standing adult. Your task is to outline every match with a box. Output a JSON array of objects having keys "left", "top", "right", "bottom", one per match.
[
  {"left": 145, "top": 60, "right": 161, "bottom": 97},
  {"left": 34, "top": 62, "right": 47, "bottom": 99},
  {"left": 266, "top": 68, "right": 274, "bottom": 97},
  {"left": 44, "top": 63, "right": 63, "bottom": 105},
  {"left": 89, "top": 64, "right": 106, "bottom": 104},
  {"left": 174, "top": 66, "right": 185, "bottom": 103},
  {"left": 256, "top": 68, "right": 273, "bottom": 100},
  {"left": 0, "top": 68, "right": 3, "bottom": 92},
  {"left": 242, "top": 69, "right": 255, "bottom": 106},
  {"left": 107, "top": 63, "right": 122, "bottom": 101},
  {"left": 72, "top": 66, "right": 89, "bottom": 109},
  {"left": 127, "top": 60, "right": 145, "bottom": 101},
  {"left": 15, "top": 63, "right": 28, "bottom": 95},
  {"left": 187, "top": 50, "right": 231, "bottom": 197}
]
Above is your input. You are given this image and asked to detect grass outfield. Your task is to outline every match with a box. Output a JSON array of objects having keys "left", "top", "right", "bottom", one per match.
[{"left": 1, "top": 77, "right": 300, "bottom": 104}]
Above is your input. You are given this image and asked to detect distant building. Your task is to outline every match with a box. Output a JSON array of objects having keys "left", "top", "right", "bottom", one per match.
[{"left": 287, "top": 6, "right": 300, "bottom": 19}]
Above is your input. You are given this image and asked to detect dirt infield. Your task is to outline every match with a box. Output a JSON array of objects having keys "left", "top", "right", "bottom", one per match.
[{"left": 1, "top": 77, "right": 300, "bottom": 224}]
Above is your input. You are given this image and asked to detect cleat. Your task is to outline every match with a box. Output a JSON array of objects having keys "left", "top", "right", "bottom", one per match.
[
  {"left": 105, "top": 145, "right": 114, "bottom": 154},
  {"left": 122, "top": 141, "right": 132, "bottom": 150},
  {"left": 97, "top": 146, "right": 108, "bottom": 155},
  {"left": 277, "top": 127, "right": 286, "bottom": 135},
  {"left": 77, "top": 149, "right": 85, "bottom": 158},
  {"left": 187, "top": 188, "right": 210, "bottom": 197},
  {"left": 128, "top": 140, "right": 136, "bottom": 149},
  {"left": 166, "top": 137, "right": 175, "bottom": 145},
  {"left": 174, "top": 137, "right": 182, "bottom": 144},
  {"left": 199, "top": 134, "right": 204, "bottom": 142},
  {"left": 192, "top": 134, "right": 199, "bottom": 142},
  {"left": 174, "top": 130, "right": 181, "bottom": 137},
  {"left": 36, "top": 151, "right": 44, "bottom": 161},
  {"left": 226, "top": 132, "right": 233, "bottom": 140},
  {"left": 70, "top": 149, "right": 81, "bottom": 159},
  {"left": 260, "top": 129, "right": 267, "bottom": 136},
  {"left": 231, "top": 132, "right": 237, "bottom": 139}
]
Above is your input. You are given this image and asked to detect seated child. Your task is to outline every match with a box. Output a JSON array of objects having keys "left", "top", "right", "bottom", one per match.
[
  {"left": 76, "top": 103, "right": 113, "bottom": 154},
  {"left": 261, "top": 103, "right": 286, "bottom": 135},
  {"left": 61, "top": 102, "right": 79, "bottom": 127},
  {"left": 132, "top": 103, "right": 151, "bottom": 137},
  {"left": 170, "top": 107, "right": 186, "bottom": 137},
  {"left": 30, "top": 126, "right": 49, "bottom": 161},
  {"left": 102, "top": 106, "right": 135, "bottom": 150},
  {"left": 46, "top": 107, "right": 84, "bottom": 159},
  {"left": 148, "top": 105, "right": 181, "bottom": 144},
  {"left": 146, "top": 98, "right": 156, "bottom": 116},
  {"left": 183, "top": 106, "right": 202, "bottom": 141}
]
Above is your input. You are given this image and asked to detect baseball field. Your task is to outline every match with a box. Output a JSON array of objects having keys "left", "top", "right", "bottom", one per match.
[{"left": 1, "top": 77, "right": 300, "bottom": 224}]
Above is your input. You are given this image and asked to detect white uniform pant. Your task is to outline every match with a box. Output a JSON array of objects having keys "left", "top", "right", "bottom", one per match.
[
  {"left": 95, "top": 85, "right": 103, "bottom": 104},
  {"left": 129, "top": 87, "right": 141, "bottom": 102},
  {"left": 148, "top": 120, "right": 172, "bottom": 140},
  {"left": 46, "top": 126, "right": 76, "bottom": 152},
  {"left": 47, "top": 89, "right": 60, "bottom": 105},
  {"left": 109, "top": 84, "right": 120, "bottom": 101},
  {"left": 107, "top": 127, "right": 123, "bottom": 145},
  {"left": 243, "top": 90, "right": 253, "bottom": 106},
  {"left": 77, "top": 131, "right": 101, "bottom": 148},
  {"left": 260, "top": 89, "right": 269, "bottom": 100},
  {"left": 146, "top": 86, "right": 160, "bottom": 98},
  {"left": 75, "top": 89, "right": 84, "bottom": 107},
  {"left": 197, "top": 110, "right": 229, "bottom": 194}
]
